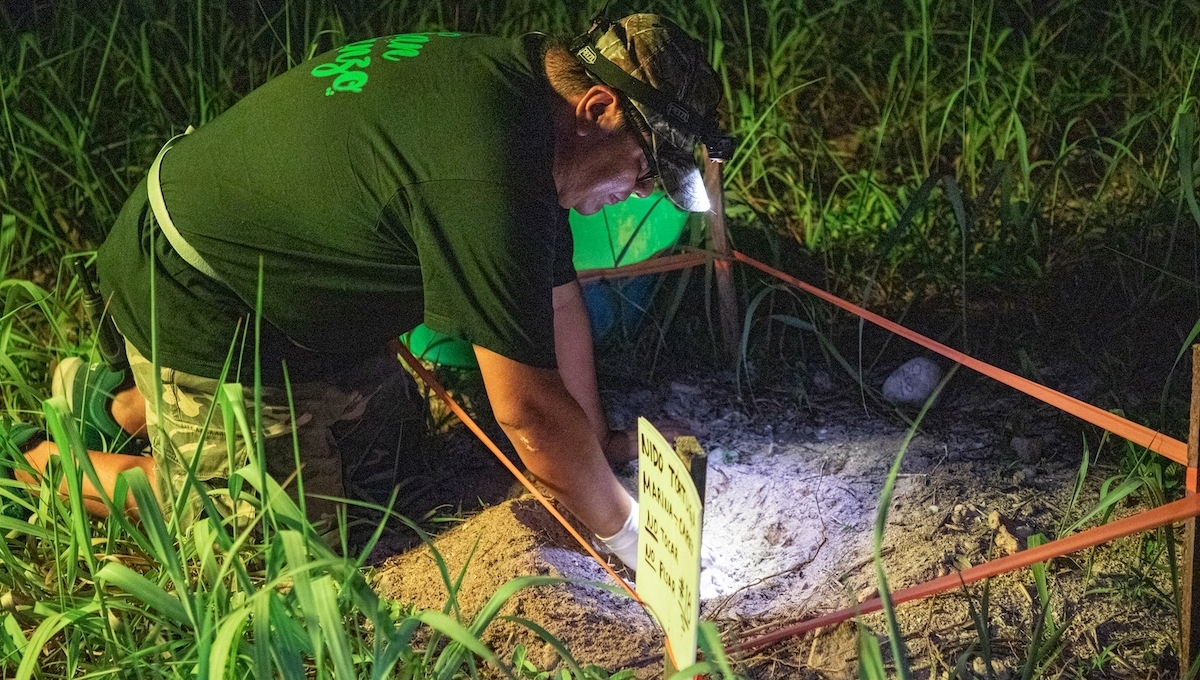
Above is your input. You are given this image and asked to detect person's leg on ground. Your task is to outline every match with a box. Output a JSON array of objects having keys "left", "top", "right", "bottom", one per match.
[
  {"left": 123, "top": 341, "right": 351, "bottom": 531},
  {"left": 111, "top": 387, "right": 147, "bottom": 436},
  {"left": 18, "top": 440, "right": 154, "bottom": 517},
  {"left": 323, "top": 347, "right": 429, "bottom": 555}
]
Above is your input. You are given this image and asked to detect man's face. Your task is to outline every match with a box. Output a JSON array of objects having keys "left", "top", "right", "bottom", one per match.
[{"left": 555, "top": 87, "right": 656, "bottom": 215}]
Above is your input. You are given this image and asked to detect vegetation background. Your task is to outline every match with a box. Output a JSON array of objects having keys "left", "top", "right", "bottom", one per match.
[{"left": 2, "top": 0, "right": 1199, "bottom": 677}]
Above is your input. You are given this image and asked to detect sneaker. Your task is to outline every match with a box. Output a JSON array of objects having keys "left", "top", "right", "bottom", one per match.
[{"left": 51, "top": 357, "right": 141, "bottom": 454}]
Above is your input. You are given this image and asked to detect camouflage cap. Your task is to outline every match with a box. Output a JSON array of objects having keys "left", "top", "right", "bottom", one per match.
[{"left": 589, "top": 14, "right": 724, "bottom": 212}]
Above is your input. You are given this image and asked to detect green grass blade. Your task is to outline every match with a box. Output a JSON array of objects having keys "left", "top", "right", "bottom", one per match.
[
  {"left": 1177, "top": 112, "right": 1200, "bottom": 228},
  {"left": 498, "top": 615, "right": 586, "bottom": 678},
  {"left": 96, "top": 562, "right": 190, "bottom": 625},
  {"left": 122, "top": 466, "right": 195, "bottom": 625},
  {"left": 14, "top": 604, "right": 99, "bottom": 680},
  {"left": 311, "top": 574, "right": 356, "bottom": 679},
  {"left": 856, "top": 621, "right": 886, "bottom": 680},
  {"left": 207, "top": 605, "right": 253, "bottom": 680},
  {"left": 1061, "top": 476, "right": 1143, "bottom": 535},
  {"left": 696, "top": 621, "right": 738, "bottom": 678},
  {"left": 667, "top": 661, "right": 720, "bottom": 679},
  {"left": 41, "top": 396, "right": 91, "bottom": 579},
  {"left": 421, "top": 609, "right": 513, "bottom": 680},
  {"left": 872, "top": 364, "right": 960, "bottom": 680},
  {"left": 280, "top": 529, "right": 324, "bottom": 668},
  {"left": 370, "top": 617, "right": 423, "bottom": 680}
]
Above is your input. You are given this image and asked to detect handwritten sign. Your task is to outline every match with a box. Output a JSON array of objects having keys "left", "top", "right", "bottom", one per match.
[{"left": 636, "top": 417, "right": 702, "bottom": 670}]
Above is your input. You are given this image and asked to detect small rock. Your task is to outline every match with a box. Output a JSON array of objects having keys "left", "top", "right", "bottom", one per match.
[
  {"left": 928, "top": 504, "right": 940, "bottom": 513},
  {"left": 987, "top": 510, "right": 1002, "bottom": 530},
  {"left": 882, "top": 357, "right": 943, "bottom": 405},
  {"left": 952, "top": 504, "right": 967, "bottom": 522},
  {"left": 995, "top": 525, "right": 1021, "bottom": 555},
  {"left": 972, "top": 657, "right": 1010, "bottom": 679}
]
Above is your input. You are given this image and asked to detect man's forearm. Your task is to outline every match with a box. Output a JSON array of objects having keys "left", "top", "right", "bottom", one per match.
[
  {"left": 553, "top": 280, "right": 609, "bottom": 445},
  {"left": 474, "top": 343, "right": 632, "bottom": 536}
]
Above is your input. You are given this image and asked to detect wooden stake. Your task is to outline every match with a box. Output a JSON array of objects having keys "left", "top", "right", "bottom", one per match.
[
  {"left": 703, "top": 158, "right": 738, "bottom": 364},
  {"left": 1182, "top": 344, "right": 1200, "bottom": 677}
]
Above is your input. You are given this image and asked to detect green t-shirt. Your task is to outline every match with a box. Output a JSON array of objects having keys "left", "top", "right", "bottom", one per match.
[{"left": 99, "top": 33, "right": 576, "bottom": 381}]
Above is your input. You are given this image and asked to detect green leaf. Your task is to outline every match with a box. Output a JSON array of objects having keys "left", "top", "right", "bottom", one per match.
[
  {"left": 499, "top": 615, "right": 586, "bottom": 679},
  {"left": 1027, "top": 533, "right": 1049, "bottom": 608},
  {"left": 370, "top": 617, "right": 422, "bottom": 680},
  {"left": 1061, "top": 476, "right": 1143, "bottom": 535},
  {"left": 96, "top": 562, "right": 190, "bottom": 625},
  {"left": 41, "top": 396, "right": 91, "bottom": 579},
  {"left": 14, "top": 604, "right": 99, "bottom": 680},
  {"left": 421, "top": 609, "right": 513, "bottom": 680},
  {"left": 122, "top": 466, "right": 194, "bottom": 624},
  {"left": 697, "top": 621, "right": 737, "bottom": 679},
  {"left": 207, "top": 606, "right": 253, "bottom": 680},
  {"left": 1177, "top": 112, "right": 1200, "bottom": 229},
  {"left": 312, "top": 574, "right": 356, "bottom": 679},
  {"left": 856, "top": 623, "right": 886, "bottom": 680}
]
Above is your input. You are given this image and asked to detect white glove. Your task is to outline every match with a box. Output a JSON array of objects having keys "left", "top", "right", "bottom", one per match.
[{"left": 597, "top": 499, "right": 638, "bottom": 572}]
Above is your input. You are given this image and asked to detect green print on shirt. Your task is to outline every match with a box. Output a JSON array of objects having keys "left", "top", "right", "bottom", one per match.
[
  {"left": 381, "top": 32, "right": 460, "bottom": 61},
  {"left": 312, "top": 38, "right": 378, "bottom": 96},
  {"left": 312, "top": 33, "right": 462, "bottom": 96}
]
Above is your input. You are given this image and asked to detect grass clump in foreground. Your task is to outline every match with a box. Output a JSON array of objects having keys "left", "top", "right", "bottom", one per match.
[{"left": 0, "top": 391, "right": 683, "bottom": 678}]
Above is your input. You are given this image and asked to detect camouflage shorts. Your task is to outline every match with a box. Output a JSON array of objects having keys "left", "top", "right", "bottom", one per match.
[{"left": 125, "top": 341, "right": 427, "bottom": 533}]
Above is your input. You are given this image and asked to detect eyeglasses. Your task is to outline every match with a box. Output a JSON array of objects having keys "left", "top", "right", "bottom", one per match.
[{"left": 619, "top": 97, "right": 659, "bottom": 184}]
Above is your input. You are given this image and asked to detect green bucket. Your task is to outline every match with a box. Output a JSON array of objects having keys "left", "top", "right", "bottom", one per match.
[{"left": 402, "top": 190, "right": 689, "bottom": 369}]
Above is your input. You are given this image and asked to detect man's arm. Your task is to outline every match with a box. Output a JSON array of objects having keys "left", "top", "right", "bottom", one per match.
[
  {"left": 552, "top": 279, "right": 687, "bottom": 463},
  {"left": 552, "top": 281, "right": 621, "bottom": 455},
  {"left": 473, "top": 342, "right": 631, "bottom": 536}
]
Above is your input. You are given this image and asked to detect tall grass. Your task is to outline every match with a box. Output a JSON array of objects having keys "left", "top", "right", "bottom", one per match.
[
  {"left": 3, "top": 0, "right": 1199, "bottom": 675},
  {"left": 1, "top": 393, "right": 650, "bottom": 677},
  {"left": 5, "top": 0, "right": 1198, "bottom": 301},
  {"left": 691, "top": 0, "right": 1200, "bottom": 305}
]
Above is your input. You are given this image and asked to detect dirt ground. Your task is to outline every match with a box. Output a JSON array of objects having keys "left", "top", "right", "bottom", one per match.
[{"left": 370, "top": 333, "right": 1185, "bottom": 679}]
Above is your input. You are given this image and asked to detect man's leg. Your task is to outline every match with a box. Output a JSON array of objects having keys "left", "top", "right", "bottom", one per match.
[
  {"left": 16, "top": 360, "right": 153, "bottom": 518},
  {"left": 18, "top": 440, "right": 153, "bottom": 517},
  {"left": 111, "top": 387, "right": 147, "bottom": 436},
  {"left": 122, "top": 342, "right": 351, "bottom": 530},
  {"left": 321, "top": 349, "right": 429, "bottom": 551}
]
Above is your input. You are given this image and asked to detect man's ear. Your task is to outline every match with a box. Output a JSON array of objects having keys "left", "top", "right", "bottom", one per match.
[{"left": 574, "top": 84, "right": 621, "bottom": 136}]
